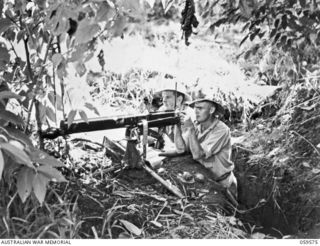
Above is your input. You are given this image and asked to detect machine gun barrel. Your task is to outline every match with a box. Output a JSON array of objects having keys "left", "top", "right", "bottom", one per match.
[{"left": 40, "top": 111, "right": 180, "bottom": 139}]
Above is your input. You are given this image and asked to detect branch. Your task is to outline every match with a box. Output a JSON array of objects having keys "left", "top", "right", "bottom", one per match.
[
  {"left": 142, "top": 163, "right": 184, "bottom": 199},
  {"left": 23, "top": 39, "right": 35, "bottom": 82},
  {"left": 5, "top": 13, "right": 21, "bottom": 29},
  {"left": 52, "top": 65, "right": 58, "bottom": 125},
  {"left": 291, "top": 130, "right": 320, "bottom": 157},
  {"left": 22, "top": 34, "right": 45, "bottom": 148},
  {"left": 23, "top": 30, "right": 54, "bottom": 149},
  {"left": 56, "top": 37, "right": 66, "bottom": 118},
  {"left": 35, "top": 101, "right": 44, "bottom": 149},
  {"left": 23, "top": 34, "right": 36, "bottom": 131}
]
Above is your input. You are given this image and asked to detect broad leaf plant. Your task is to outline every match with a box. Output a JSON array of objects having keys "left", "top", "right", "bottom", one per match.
[{"left": 0, "top": 0, "right": 157, "bottom": 205}]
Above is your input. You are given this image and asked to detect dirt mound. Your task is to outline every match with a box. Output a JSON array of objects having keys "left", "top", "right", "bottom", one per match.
[{"left": 233, "top": 85, "right": 320, "bottom": 238}]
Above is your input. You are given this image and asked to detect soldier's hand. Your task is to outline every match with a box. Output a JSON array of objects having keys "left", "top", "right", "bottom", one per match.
[{"left": 179, "top": 111, "right": 194, "bottom": 129}]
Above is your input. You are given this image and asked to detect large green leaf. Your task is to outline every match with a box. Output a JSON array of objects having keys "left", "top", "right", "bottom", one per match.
[
  {"left": 30, "top": 149, "right": 64, "bottom": 167},
  {"left": 53, "top": 16, "right": 69, "bottom": 36},
  {"left": 16, "top": 30, "right": 26, "bottom": 43},
  {"left": 52, "top": 53, "right": 64, "bottom": 67},
  {"left": 4, "top": 126, "right": 34, "bottom": 150},
  {"left": 74, "top": 61, "right": 86, "bottom": 77},
  {"left": 84, "top": 102, "right": 100, "bottom": 116},
  {"left": 0, "top": 19, "right": 13, "bottom": 35},
  {"left": 68, "top": 45, "right": 86, "bottom": 62},
  {"left": 17, "top": 167, "right": 35, "bottom": 203},
  {"left": 95, "top": 1, "right": 116, "bottom": 22},
  {"left": 37, "top": 165, "right": 67, "bottom": 182},
  {"left": 67, "top": 109, "right": 77, "bottom": 127},
  {"left": 0, "top": 142, "right": 33, "bottom": 168},
  {"left": 57, "top": 60, "right": 67, "bottom": 80},
  {"left": 0, "top": 150, "right": 4, "bottom": 180},
  {"left": 48, "top": 6, "right": 77, "bottom": 36},
  {"left": 27, "top": 35, "right": 37, "bottom": 50},
  {"left": 38, "top": 102, "right": 47, "bottom": 124},
  {"left": 75, "top": 18, "right": 100, "bottom": 44},
  {"left": 119, "top": 219, "right": 142, "bottom": 236},
  {"left": 118, "top": 0, "right": 142, "bottom": 18},
  {"left": 47, "top": 91, "right": 63, "bottom": 111},
  {"left": 0, "top": 109, "right": 24, "bottom": 126},
  {"left": 0, "top": 91, "right": 23, "bottom": 101},
  {"left": 79, "top": 110, "right": 88, "bottom": 123},
  {"left": 32, "top": 172, "right": 49, "bottom": 204},
  {"left": 109, "top": 15, "right": 127, "bottom": 37},
  {"left": 2, "top": 152, "right": 20, "bottom": 181},
  {"left": 15, "top": 0, "right": 27, "bottom": 12},
  {"left": 46, "top": 106, "right": 56, "bottom": 123}
]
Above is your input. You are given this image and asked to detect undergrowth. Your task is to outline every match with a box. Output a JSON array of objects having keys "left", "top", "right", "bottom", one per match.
[
  {"left": 1, "top": 140, "right": 247, "bottom": 239},
  {"left": 233, "top": 83, "right": 320, "bottom": 236}
]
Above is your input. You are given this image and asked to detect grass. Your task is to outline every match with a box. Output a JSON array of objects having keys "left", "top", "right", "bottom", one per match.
[{"left": 0, "top": 183, "right": 84, "bottom": 239}]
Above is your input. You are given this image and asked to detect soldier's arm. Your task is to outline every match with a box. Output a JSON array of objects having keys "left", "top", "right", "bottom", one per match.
[
  {"left": 186, "top": 127, "right": 205, "bottom": 160},
  {"left": 188, "top": 124, "right": 230, "bottom": 160},
  {"left": 174, "top": 124, "right": 187, "bottom": 153}
]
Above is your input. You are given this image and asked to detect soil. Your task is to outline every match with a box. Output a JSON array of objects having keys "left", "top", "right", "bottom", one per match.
[
  {"left": 233, "top": 147, "right": 292, "bottom": 237},
  {"left": 53, "top": 140, "right": 244, "bottom": 239}
]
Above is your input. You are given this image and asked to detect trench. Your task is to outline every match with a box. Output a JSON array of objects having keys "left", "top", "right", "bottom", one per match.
[{"left": 232, "top": 146, "right": 304, "bottom": 238}]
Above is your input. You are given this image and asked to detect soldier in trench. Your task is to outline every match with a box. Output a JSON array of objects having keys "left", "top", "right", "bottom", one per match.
[
  {"left": 151, "top": 82, "right": 195, "bottom": 149},
  {"left": 148, "top": 82, "right": 237, "bottom": 199},
  {"left": 172, "top": 97, "right": 238, "bottom": 199}
]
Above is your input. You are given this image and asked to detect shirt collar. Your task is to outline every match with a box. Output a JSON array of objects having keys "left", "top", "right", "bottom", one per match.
[{"left": 196, "top": 118, "right": 219, "bottom": 134}]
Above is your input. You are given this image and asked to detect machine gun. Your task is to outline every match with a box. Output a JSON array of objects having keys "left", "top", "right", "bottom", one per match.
[
  {"left": 40, "top": 111, "right": 179, "bottom": 140},
  {"left": 40, "top": 110, "right": 185, "bottom": 198},
  {"left": 40, "top": 110, "right": 181, "bottom": 164}
]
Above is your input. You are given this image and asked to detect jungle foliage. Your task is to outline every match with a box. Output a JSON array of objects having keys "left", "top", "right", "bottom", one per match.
[
  {"left": 206, "top": 0, "right": 320, "bottom": 88},
  {"left": 0, "top": 0, "right": 165, "bottom": 217}
]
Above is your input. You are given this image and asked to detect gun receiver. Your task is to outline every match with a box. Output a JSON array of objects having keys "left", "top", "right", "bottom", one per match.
[{"left": 40, "top": 111, "right": 180, "bottom": 139}]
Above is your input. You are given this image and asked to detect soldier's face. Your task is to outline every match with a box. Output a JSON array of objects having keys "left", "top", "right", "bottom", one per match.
[
  {"left": 194, "top": 101, "right": 215, "bottom": 123},
  {"left": 161, "top": 91, "right": 182, "bottom": 110}
]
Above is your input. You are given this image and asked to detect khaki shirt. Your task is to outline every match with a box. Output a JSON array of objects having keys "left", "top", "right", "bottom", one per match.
[{"left": 181, "top": 119, "right": 234, "bottom": 180}]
